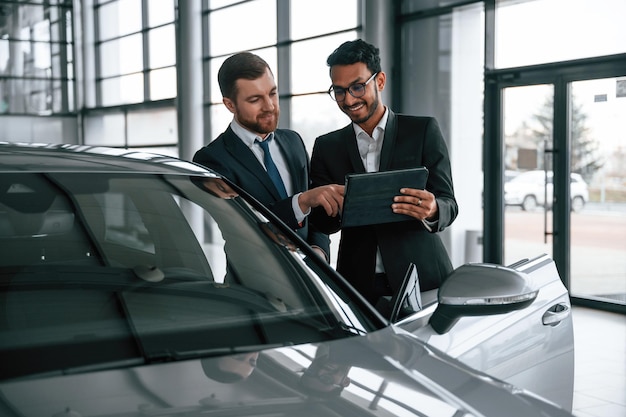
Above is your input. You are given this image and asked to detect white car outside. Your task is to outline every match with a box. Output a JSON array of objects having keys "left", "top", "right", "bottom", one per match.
[{"left": 504, "top": 170, "right": 589, "bottom": 212}]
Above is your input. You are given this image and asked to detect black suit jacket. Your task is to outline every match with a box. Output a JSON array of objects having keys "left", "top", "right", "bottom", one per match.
[
  {"left": 310, "top": 111, "right": 458, "bottom": 298},
  {"left": 193, "top": 126, "right": 330, "bottom": 255}
]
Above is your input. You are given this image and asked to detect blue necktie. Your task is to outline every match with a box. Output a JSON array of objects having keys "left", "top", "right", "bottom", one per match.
[{"left": 256, "top": 137, "right": 288, "bottom": 199}]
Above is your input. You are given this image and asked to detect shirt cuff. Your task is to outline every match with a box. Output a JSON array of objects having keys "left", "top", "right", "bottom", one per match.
[
  {"left": 421, "top": 218, "right": 437, "bottom": 232},
  {"left": 292, "top": 192, "right": 309, "bottom": 224}
]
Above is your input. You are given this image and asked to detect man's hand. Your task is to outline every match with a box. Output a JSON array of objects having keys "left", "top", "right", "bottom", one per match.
[
  {"left": 392, "top": 188, "right": 438, "bottom": 221},
  {"left": 298, "top": 184, "right": 344, "bottom": 217},
  {"left": 310, "top": 245, "right": 329, "bottom": 262}
]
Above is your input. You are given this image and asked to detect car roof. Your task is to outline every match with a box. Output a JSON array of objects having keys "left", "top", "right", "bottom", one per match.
[{"left": 0, "top": 142, "right": 218, "bottom": 177}]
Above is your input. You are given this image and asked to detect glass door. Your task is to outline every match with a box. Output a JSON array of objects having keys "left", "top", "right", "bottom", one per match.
[
  {"left": 499, "top": 77, "right": 626, "bottom": 310},
  {"left": 569, "top": 77, "right": 626, "bottom": 304},
  {"left": 503, "top": 84, "right": 555, "bottom": 266}
]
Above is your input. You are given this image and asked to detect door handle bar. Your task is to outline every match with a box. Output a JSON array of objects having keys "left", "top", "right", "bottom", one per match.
[{"left": 542, "top": 303, "right": 570, "bottom": 326}]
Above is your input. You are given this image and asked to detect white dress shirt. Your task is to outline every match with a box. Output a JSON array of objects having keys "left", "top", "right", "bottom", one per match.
[
  {"left": 230, "top": 120, "right": 307, "bottom": 222},
  {"left": 353, "top": 109, "right": 389, "bottom": 274}
]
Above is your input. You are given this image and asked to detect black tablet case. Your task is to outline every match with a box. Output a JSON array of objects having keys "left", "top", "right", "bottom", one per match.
[{"left": 341, "top": 167, "right": 429, "bottom": 228}]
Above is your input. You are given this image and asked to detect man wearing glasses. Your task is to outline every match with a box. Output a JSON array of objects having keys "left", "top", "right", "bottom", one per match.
[{"left": 310, "top": 39, "right": 458, "bottom": 311}]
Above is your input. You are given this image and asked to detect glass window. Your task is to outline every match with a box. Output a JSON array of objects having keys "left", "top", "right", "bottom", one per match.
[
  {"left": 0, "top": 40, "right": 8, "bottom": 76},
  {"left": 0, "top": 2, "right": 72, "bottom": 116},
  {"left": 208, "top": 48, "right": 277, "bottom": 103},
  {"left": 127, "top": 108, "right": 178, "bottom": 146},
  {"left": 0, "top": 115, "right": 75, "bottom": 142},
  {"left": 149, "top": 67, "right": 177, "bottom": 100},
  {"left": 495, "top": 0, "right": 626, "bottom": 68},
  {"left": 100, "top": 74, "right": 144, "bottom": 106},
  {"left": 291, "top": 33, "right": 357, "bottom": 95},
  {"left": 290, "top": 0, "right": 358, "bottom": 40},
  {"left": 1, "top": 41, "right": 29, "bottom": 77},
  {"left": 208, "top": 0, "right": 276, "bottom": 56},
  {"left": 98, "top": 0, "right": 142, "bottom": 41},
  {"left": 210, "top": 104, "right": 234, "bottom": 140},
  {"left": 148, "top": 25, "right": 176, "bottom": 68},
  {"left": 93, "top": 0, "right": 177, "bottom": 109},
  {"left": 148, "top": 0, "right": 175, "bottom": 26},
  {"left": 33, "top": 41, "right": 52, "bottom": 71},
  {"left": 32, "top": 20, "right": 51, "bottom": 42},
  {"left": 99, "top": 34, "right": 143, "bottom": 78},
  {"left": 208, "top": 56, "right": 229, "bottom": 104},
  {"left": 569, "top": 77, "right": 626, "bottom": 302},
  {"left": 84, "top": 114, "right": 126, "bottom": 146},
  {"left": 291, "top": 95, "right": 350, "bottom": 152}
]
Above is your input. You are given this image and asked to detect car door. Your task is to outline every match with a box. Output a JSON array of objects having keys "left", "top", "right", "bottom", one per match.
[{"left": 398, "top": 254, "right": 575, "bottom": 411}]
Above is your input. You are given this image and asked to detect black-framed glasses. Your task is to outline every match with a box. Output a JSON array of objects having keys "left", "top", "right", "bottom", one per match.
[{"left": 328, "top": 72, "right": 378, "bottom": 102}]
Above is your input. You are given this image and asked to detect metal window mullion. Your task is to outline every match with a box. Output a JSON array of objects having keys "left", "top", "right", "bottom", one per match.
[
  {"left": 482, "top": 0, "right": 504, "bottom": 264},
  {"left": 142, "top": 0, "right": 150, "bottom": 102},
  {"left": 201, "top": 1, "right": 212, "bottom": 142},
  {"left": 552, "top": 77, "right": 571, "bottom": 288},
  {"left": 94, "top": 2, "right": 103, "bottom": 107},
  {"left": 58, "top": 6, "right": 70, "bottom": 113},
  {"left": 276, "top": 0, "right": 291, "bottom": 129}
]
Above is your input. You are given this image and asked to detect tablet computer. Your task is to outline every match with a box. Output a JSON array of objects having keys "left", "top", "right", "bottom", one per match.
[{"left": 341, "top": 167, "right": 428, "bottom": 228}]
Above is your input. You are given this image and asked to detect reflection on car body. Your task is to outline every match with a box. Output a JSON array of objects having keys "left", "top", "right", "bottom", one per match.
[{"left": 0, "top": 143, "right": 574, "bottom": 416}]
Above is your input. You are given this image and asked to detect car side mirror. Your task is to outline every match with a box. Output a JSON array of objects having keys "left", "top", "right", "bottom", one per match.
[{"left": 429, "top": 263, "right": 538, "bottom": 335}]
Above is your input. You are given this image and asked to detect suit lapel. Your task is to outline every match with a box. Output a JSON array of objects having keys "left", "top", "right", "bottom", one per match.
[
  {"left": 379, "top": 109, "right": 397, "bottom": 171},
  {"left": 222, "top": 128, "right": 283, "bottom": 200},
  {"left": 341, "top": 125, "right": 366, "bottom": 174}
]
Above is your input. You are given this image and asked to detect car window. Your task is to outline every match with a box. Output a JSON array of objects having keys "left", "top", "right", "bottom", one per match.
[{"left": 0, "top": 173, "right": 377, "bottom": 379}]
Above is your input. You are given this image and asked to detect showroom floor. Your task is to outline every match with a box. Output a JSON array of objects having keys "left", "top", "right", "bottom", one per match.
[{"left": 571, "top": 306, "right": 626, "bottom": 417}]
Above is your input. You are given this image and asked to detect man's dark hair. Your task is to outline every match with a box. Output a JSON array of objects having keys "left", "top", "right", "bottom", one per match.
[
  {"left": 218, "top": 52, "right": 271, "bottom": 100},
  {"left": 326, "top": 39, "right": 381, "bottom": 75}
]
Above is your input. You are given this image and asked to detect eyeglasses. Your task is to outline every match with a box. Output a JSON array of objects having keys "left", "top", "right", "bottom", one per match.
[{"left": 328, "top": 72, "right": 378, "bottom": 102}]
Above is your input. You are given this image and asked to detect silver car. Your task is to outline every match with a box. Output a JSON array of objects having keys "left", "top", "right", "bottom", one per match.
[{"left": 0, "top": 143, "right": 574, "bottom": 416}]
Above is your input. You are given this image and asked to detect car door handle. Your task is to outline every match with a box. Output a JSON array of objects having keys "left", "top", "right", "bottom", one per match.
[{"left": 542, "top": 303, "right": 571, "bottom": 326}]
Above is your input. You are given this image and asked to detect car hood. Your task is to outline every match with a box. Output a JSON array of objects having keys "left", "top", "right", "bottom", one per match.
[{"left": 0, "top": 327, "right": 570, "bottom": 417}]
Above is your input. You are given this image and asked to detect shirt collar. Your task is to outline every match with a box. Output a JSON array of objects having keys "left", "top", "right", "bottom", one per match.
[
  {"left": 353, "top": 106, "right": 389, "bottom": 141},
  {"left": 230, "top": 119, "right": 273, "bottom": 148}
]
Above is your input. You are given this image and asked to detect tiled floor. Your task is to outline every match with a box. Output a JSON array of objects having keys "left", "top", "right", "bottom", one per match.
[{"left": 571, "top": 306, "right": 626, "bottom": 417}]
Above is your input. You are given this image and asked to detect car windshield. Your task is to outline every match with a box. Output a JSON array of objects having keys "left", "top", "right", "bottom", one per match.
[{"left": 0, "top": 172, "right": 379, "bottom": 380}]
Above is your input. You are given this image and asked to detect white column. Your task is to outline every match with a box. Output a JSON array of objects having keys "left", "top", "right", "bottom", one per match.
[
  {"left": 363, "top": 0, "right": 394, "bottom": 104},
  {"left": 177, "top": 0, "right": 203, "bottom": 162}
]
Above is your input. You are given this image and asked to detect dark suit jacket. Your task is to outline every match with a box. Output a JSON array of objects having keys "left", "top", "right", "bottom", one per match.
[
  {"left": 193, "top": 126, "right": 330, "bottom": 255},
  {"left": 310, "top": 111, "right": 458, "bottom": 299}
]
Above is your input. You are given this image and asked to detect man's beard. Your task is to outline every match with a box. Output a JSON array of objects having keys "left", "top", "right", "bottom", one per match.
[
  {"left": 240, "top": 110, "right": 279, "bottom": 135},
  {"left": 342, "top": 93, "right": 380, "bottom": 125}
]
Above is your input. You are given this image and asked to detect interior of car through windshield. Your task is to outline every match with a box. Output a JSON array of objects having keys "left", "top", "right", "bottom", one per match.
[{"left": 0, "top": 173, "right": 369, "bottom": 380}]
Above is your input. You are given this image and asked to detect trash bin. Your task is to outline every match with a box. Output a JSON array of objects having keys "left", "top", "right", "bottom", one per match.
[{"left": 465, "top": 230, "right": 483, "bottom": 263}]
